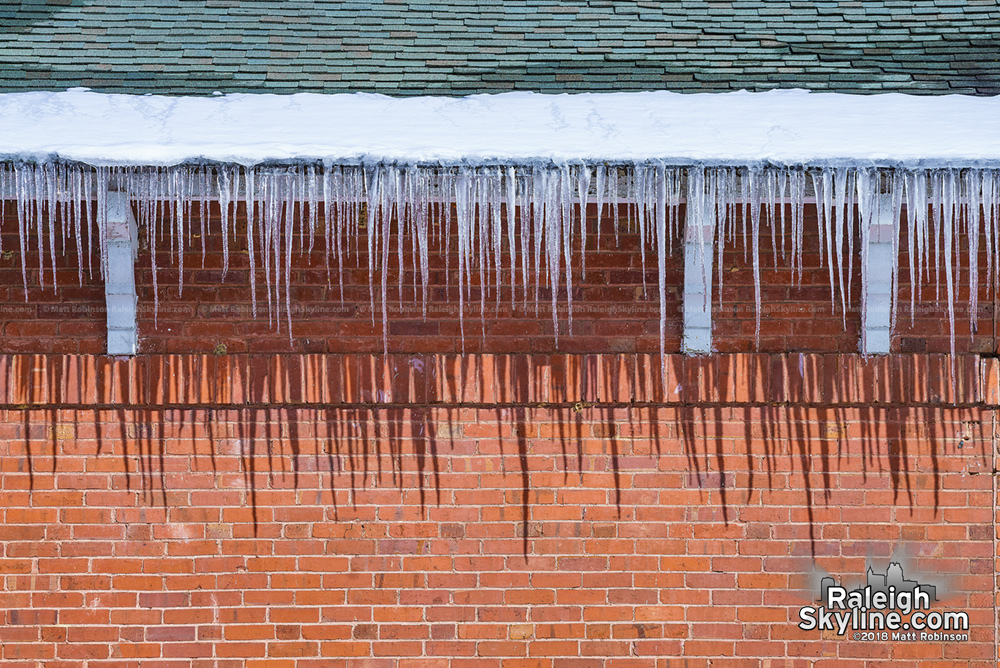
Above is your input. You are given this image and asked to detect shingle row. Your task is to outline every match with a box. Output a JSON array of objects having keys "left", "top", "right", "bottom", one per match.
[{"left": 0, "top": 0, "right": 997, "bottom": 95}]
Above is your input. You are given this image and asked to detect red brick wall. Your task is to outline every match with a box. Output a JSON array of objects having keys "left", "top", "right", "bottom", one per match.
[
  {"left": 0, "top": 201, "right": 997, "bottom": 666},
  {"left": 1, "top": 202, "right": 993, "bottom": 355}
]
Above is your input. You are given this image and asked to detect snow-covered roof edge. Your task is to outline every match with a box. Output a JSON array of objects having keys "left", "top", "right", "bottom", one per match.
[{"left": 1, "top": 89, "right": 999, "bottom": 169}]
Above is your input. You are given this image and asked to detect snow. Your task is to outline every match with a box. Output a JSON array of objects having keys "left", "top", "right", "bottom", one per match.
[{"left": 0, "top": 88, "right": 998, "bottom": 168}]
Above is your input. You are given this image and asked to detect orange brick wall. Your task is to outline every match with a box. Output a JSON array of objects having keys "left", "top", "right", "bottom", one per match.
[
  {"left": 0, "top": 201, "right": 998, "bottom": 666},
  {"left": 0, "top": 353, "right": 997, "bottom": 666}
]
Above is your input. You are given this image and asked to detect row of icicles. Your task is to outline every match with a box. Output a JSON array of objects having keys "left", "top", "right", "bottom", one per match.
[{"left": 1, "top": 162, "right": 999, "bottom": 357}]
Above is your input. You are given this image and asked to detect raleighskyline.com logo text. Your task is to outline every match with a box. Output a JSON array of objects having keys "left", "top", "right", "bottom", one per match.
[{"left": 798, "top": 562, "right": 969, "bottom": 641}]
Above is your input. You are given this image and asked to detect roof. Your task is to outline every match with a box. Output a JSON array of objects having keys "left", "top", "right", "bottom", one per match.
[
  {"left": 1, "top": 0, "right": 998, "bottom": 97},
  {"left": 3, "top": 89, "right": 1000, "bottom": 168}
]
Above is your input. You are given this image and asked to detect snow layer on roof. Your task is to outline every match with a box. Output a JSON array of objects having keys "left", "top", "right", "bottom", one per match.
[{"left": 0, "top": 88, "right": 998, "bottom": 168}]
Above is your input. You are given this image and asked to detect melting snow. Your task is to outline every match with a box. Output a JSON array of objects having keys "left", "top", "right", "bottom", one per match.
[{"left": 0, "top": 88, "right": 998, "bottom": 167}]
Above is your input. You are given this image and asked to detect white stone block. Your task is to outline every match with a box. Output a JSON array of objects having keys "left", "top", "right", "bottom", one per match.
[
  {"left": 864, "top": 328, "right": 891, "bottom": 355},
  {"left": 106, "top": 243, "right": 136, "bottom": 290},
  {"left": 683, "top": 328, "right": 712, "bottom": 355},
  {"left": 862, "top": 194, "right": 895, "bottom": 355},
  {"left": 106, "top": 294, "right": 136, "bottom": 330},
  {"left": 104, "top": 190, "right": 138, "bottom": 355},
  {"left": 107, "top": 329, "right": 137, "bottom": 356},
  {"left": 867, "top": 242, "right": 894, "bottom": 269},
  {"left": 683, "top": 216, "right": 715, "bottom": 355},
  {"left": 683, "top": 302, "right": 712, "bottom": 330}
]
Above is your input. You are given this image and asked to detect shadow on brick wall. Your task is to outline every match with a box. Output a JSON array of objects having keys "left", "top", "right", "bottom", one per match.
[{"left": 0, "top": 352, "right": 988, "bottom": 556}]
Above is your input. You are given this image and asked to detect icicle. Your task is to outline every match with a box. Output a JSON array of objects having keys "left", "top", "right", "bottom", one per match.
[
  {"left": 942, "top": 170, "right": 957, "bottom": 372},
  {"left": 595, "top": 164, "right": 605, "bottom": 252},
  {"left": 475, "top": 169, "right": 488, "bottom": 338},
  {"left": 271, "top": 173, "right": 285, "bottom": 326},
  {"left": 561, "top": 164, "right": 574, "bottom": 337},
  {"left": 307, "top": 165, "right": 318, "bottom": 255},
  {"left": 738, "top": 167, "right": 750, "bottom": 265},
  {"left": 712, "top": 168, "right": 727, "bottom": 308},
  {"left": 0, "top": 167, "right": 6, "bottom": 257},
  {"left": 857, "top": 168, "right": 873, "bottom": 353},
  {"left": 15, "top": 166, "right": 29, "bottom": 299},
  {"left": 45, "top": 163, "right": 58, "bottom": 290},
  {"left": 245, "top": 169, "right": 258, "bottom": 317},
  {"left": 979, "top": 171, "right": 992, "bottom": 301},
  {"left": 31, "top": 165, "right": 45, "bottom": 290},
  {"left": 913, "top": 170, "right": 929, "bottom": 308},
  {"left": 406, "top": 169, "right": 418, "bottom": 306},
  {"left": 505, "top": 165, "right": 518, "bottom": 310},
  {"left": 363, "top": 165, "right": 379, "bottom": 330},
  {"left": 889, "top": 170, "right": 904, "bottom": 333},
  {"left": 335, "top": 166, "right": 347, "bottom": 302},
  {"left": 692, "top": 166, "right": 712, "bottom": 313},
  {"left": 611, "top": 166, "right": 621, "bottom": 248},
  {"left": 490, "top": 168, "right": 502, "bottom": 310},
  {"left": 993, "top": 171, "right": 1000, "bottom": 295},
  {"left": 814, "top": 169, "right": 835, "bottom": 313},
  {"left": 58, "top": 167, "right": 68, "bottom": 268},
  {"left": 285, "top": 170, "right": 295, "bottom": 340},
  {"left": 542, "top": 167, "right": 562, "bottom": 342},
  {"left": 766, "top": 169, "right": 778, "bottom": 269},
  {"left": 261, "top": 171, "right": 275, "bottom": 326},
  {"left": 455, "top": 167, "right": 471, "bottom": 345},
  {"left": 531, "top": 168, "right": 544, "bottom": 316},
  {"left": 778, "top": 168, "right": 787, "bottom": 263},
  {"left": 380, "top": 165, "right": 395, "bottom": 352},
  {"left": 147, "top": 168, "right": 160, "bottom": 326},
  {"left": 984, "top": 170, "right": 997, "bottom": 298},
  {"left": 833, "top": 168, "right": 848, "bottom": 325},
  {"left": 322, "top": 165, "right": 333, "bottom": 287},
  {"left": 634, "top": 165, "right": 648, "bottom": 297},
  {"left": 174, "top": 168, "right": 186, "bottom": 297},
  {"left": 518, "top": 168, "right": 530, "bottom": 310},
  {"left": 966, "top": 170, "right": 980, "bottom": 335},
  {"left": 442, "top": 169, "right": 455, "bottom": 313},
  {"left": 0, "top": 166, "right": 7, "bottom": 258},
  {"left": 791, "top": 169, "right": 806, "bottom": 287},
  {"left": 393, "top": 167, "right": 405, "bottom": 310},
  {"left": 904, "top": 170, "right": 918, "bottom": 325},
  {"left": 651, "top": 163, "right": 668, "bottom": 357},
  {"left": 846, "top": 169, "right": 856, "bottom": 309},
  {"left": 414, "top": 167, "right": 430, "bottom": 318},
  {"left": 931, "top": 172, "right": 951, "bottom": 301},
  {"left": 199, "top": 167, "right": 208, "bottom": 268},
  {"left": 688, "top": 165, "right": 711, "bottom": 333},
  {"left": 70, "top": 166, "right": 82, "bottom": 286},
  {"left": 218, "top": 167, "right": 232, "bottom": 280},
  {"left": 577, "top": 165, "right": 590, "bottom": 280},
  {"left": 747, "top": 168, "right": 762, "bottom": 344}
]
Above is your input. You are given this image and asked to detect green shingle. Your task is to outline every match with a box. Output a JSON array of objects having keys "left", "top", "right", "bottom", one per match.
[{"left": 0, "top": 0, "right": 996, "bottom": 96}]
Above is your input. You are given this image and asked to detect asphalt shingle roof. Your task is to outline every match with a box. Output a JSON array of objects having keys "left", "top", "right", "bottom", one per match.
[{"left": 0, "top": 0, "right": 997, "bottom": 96}]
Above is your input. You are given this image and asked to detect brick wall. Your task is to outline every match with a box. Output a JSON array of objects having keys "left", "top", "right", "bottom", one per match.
[{"left": 0, "top": 201, "right": 997, "bottom": 666}]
